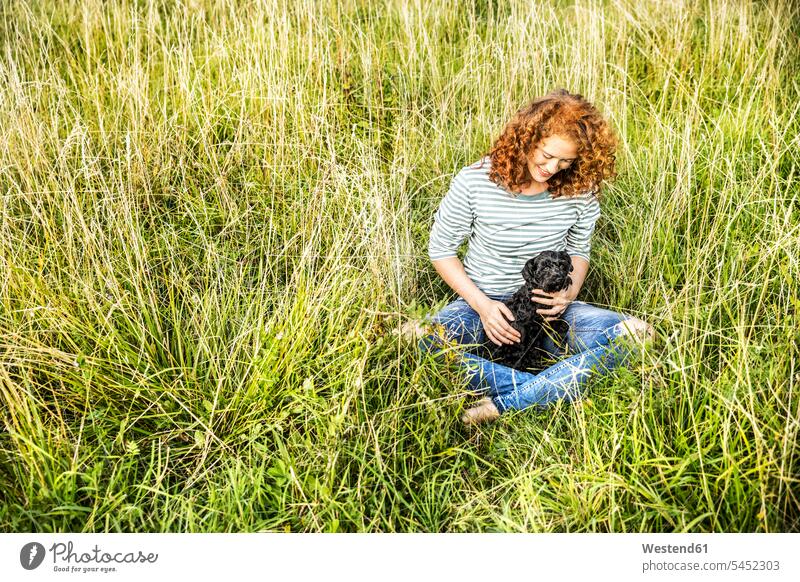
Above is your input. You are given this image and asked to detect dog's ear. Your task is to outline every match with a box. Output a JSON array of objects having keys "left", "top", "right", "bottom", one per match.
[
  {"left": 559, "top": 251, "right": 572, "bottom": 269},
  {"left": 521, "top": 256, "right": 538, "bottom": 282},
  {"left": 569, "top": 263, "right": 574, "bottom": 272}
]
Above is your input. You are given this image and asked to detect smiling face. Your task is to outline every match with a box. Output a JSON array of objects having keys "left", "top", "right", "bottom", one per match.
[{"left": 526, "top": 134, "right": 579, "bottom": 184}]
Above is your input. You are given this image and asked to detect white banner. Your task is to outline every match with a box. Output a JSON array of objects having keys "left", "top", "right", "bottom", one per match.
[{"left": 1, "top": 533, "right": 798, "bottom": 581}]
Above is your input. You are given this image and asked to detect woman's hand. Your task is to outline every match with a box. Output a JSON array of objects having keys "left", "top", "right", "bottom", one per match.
[
  {"left": 476, "top": 298, "right": 521, "bottom": 346},
  {"left": 532, "top": 287, "right": 576, "bottom": 321}
]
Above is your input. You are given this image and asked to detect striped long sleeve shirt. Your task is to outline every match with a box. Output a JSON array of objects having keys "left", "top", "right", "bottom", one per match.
[{"left": 428, "top": 157, "right": 601, "bottom": 295}]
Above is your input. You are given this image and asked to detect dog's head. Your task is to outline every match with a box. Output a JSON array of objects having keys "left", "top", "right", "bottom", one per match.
[{"left": 521, "top": 250, "right": 573, "bottom": 293}]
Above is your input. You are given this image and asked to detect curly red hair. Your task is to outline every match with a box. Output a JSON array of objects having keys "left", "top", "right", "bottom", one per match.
[{"left": 487, "top": 89, "right": 618, "bottom": 199}]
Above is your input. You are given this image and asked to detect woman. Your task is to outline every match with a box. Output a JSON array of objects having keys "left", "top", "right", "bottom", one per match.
[{"left": 420, "top": 89, "right": 653, "bottom": 426}]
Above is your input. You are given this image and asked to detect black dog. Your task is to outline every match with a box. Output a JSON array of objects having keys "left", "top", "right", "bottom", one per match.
[{"left": 485, "top": 250, "right": 573, "bottom": 372}]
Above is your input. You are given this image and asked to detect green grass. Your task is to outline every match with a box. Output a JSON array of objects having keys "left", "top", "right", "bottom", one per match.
[{"left": 1, "top": 0, "right": 798, "bottom": 532}]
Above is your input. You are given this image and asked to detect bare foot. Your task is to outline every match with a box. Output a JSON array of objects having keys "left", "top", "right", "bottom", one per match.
[
  {"left": 394, "top": 319, "right": 430, "bottom": 342},
  {"left": 461, "top": 397, "right": 500, "bottom": 426}
]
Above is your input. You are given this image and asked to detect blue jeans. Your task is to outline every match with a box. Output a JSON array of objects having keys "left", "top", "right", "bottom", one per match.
[{"left": 418, "top": 294, "right": 638, "bottom": 413}]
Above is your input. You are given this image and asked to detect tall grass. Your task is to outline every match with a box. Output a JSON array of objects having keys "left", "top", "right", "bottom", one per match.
[{"left": 0, "top": 0, "right": 798, "bottom": 532}]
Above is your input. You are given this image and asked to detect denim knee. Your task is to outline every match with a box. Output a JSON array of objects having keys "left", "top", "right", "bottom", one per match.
[
  {"left": 421, "top": 299, "right": 484, "bottom": 349},
  {"left": 561, "top": 301, "right": 632, "bottom": 353}
]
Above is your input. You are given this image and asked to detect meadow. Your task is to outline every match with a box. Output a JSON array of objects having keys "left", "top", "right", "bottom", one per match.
[{"left": 1, "top": 0, "right": 798, "bottom": 532}]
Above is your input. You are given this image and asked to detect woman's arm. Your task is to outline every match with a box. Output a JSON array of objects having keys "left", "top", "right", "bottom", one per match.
[
  {"left": 566, "top": 255, "right": 589, "bottom": 299},
  {"left": 432, "top": 257, "right": 521, "bottom": 345},
  {"left": 431, "top": 257, "right": 489, "bottom": 311},
  {"left": 428, "top": 172, "right": 519, "bottom": 345},
  {"left": 537, "top": 191, "right": 598, "bottom": 321}
]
